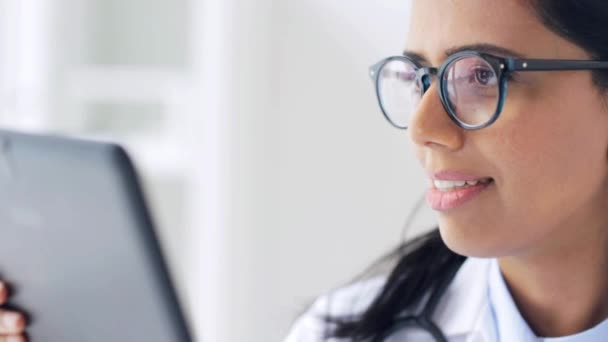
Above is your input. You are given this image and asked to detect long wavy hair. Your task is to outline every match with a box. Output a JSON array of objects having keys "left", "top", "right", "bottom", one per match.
[{"left": 324, "top": 1, "right": 608, "bottom": 340}]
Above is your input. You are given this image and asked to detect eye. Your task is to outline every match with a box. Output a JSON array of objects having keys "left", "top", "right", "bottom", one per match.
[
  {"left": 472, "top": 67, "right": 497, "bottom": 86},
  {"left": 398, "top": 71, "right": 417, "bottom": 82},
  {"left": 381, "top": 69, "right": 417, "bottom": 82}
]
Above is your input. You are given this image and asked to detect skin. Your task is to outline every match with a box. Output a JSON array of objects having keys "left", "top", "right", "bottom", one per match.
[
  {"left": 407, "top": 0, "right": 608, "bottom": 337},
  {"left": 0, "top": 0, "right": 606, "bottom": 339}
]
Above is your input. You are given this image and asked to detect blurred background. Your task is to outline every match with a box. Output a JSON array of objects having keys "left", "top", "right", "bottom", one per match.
[{"left": 0, "top": 0, "right": 437, "bottom": 341}]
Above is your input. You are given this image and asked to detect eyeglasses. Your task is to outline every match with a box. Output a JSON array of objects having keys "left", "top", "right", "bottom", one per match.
[{"left": 369, "top": 50, "right": 608, "bottom": 130}]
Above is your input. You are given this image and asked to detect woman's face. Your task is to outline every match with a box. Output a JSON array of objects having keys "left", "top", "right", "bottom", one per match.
[{"left": 406, "top": 0, "right": 608, "bottom": 257}]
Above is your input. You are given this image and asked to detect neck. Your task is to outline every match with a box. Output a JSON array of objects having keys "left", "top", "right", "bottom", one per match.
[{"left": 498, "top": 218, "right": 608, "bottom": 337}]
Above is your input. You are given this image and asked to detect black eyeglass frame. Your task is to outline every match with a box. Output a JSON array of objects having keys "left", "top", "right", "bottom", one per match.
[{"left": 369, "top": 51, "right": 608, "bottom": 130}]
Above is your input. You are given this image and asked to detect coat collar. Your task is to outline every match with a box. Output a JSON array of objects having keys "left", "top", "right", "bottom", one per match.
[
  {"left": 433, "top": 257, "right": 608, "bottom": 342},
  {"left": 432, "top": 257, "right": 497, "bottom": 341},
  {"left": 488, "top": 258, "right": 608, "bottom": 342}
]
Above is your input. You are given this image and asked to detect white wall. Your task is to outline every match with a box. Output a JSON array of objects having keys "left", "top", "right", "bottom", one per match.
[{"left": 212, "top": 1, "right": 437, "bottom": 341}]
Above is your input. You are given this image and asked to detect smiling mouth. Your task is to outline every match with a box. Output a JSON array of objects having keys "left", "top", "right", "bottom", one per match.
[
  {"left": 431, "top": 178, "right": 494, "bottom": 192},
  {"left": 426, "top": 178, "right": 495, "bottom": 211}
]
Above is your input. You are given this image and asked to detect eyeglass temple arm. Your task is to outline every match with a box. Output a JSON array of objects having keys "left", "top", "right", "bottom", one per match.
[{"left": 506, "top": 58, "right": 608, "bottom": 72}]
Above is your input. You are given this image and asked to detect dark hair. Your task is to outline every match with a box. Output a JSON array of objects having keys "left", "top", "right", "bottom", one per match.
[{"left": 324, "top": 1, "right": 608, "bottom": 340}]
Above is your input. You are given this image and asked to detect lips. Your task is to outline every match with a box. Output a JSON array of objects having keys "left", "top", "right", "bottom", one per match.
[
  {"left": 431, "top": 178, "right": 493, "bottom": 191},
  {"left": 426, "top": 170, "right": 495, "bottom": 211},
  {"left": 428, "top": 170, "right": 492, "bottom": 182}
]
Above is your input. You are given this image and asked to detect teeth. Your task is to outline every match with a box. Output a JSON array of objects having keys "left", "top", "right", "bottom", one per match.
[
  {"left": 432, "top": 178, "right": 491, "bottom": 191},
  {"left": 433, "top": 180, "right": 465, "bottom": 190}
]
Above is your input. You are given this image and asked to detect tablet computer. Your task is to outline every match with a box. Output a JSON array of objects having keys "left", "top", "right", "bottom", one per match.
[{"left": 0, "top": 129, "right": 193, "bottom": 341}]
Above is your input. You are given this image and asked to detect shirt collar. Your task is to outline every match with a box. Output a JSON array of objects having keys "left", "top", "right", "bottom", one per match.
[
  {"left": 488, "top": 258, "right": 608, "bottom": 342},
  {"left": 432, "top": 257, "right": 494, "bottom": 338}
]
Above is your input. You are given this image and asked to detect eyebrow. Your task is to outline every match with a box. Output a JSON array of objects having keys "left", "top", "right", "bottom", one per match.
[{"left": 402, "top": 43, "right": 527, "bottom": 65}]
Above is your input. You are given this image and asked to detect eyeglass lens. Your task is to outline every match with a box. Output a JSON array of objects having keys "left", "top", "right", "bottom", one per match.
[
  {"left": 376, "top": 55, "right": 500, "bottom": 128},
  {"left": 377, "top": 59, "right": 421, "bottom": 128}
]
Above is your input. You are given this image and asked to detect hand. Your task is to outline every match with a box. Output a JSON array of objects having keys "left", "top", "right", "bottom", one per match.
[{"left": 0, "top": 282, "right": 26, "bottom": 342}]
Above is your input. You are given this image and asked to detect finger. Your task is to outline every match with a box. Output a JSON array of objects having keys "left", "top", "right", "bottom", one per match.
[
  {"left": 0, "top": 283, "right": 7, "bottom": 305},
  {"left": 0, "top": 310, "right": 25, "bottom": 335},
  {"left": 0, "top": 336, "right": 26, "bottom": 342}
]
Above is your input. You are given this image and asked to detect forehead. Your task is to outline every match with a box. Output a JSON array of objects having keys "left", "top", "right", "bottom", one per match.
[{"left": 406, "top": 0, "right": 584, "bottom": 64}]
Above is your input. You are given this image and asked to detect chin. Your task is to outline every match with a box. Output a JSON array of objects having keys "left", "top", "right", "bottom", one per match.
[{"left": 436, "top": 219, "right": 512, "bottom": 258}]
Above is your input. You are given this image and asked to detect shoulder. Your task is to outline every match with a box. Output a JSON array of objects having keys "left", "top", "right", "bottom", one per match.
[
  {"left": 283, "top": 276, "right": 387, "bottom": 342},
  {"left": 284, "top": 257, "right": 495, "bottom": 342}
]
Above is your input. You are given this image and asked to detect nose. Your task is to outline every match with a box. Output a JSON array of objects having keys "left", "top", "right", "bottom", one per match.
[{"left": 408, "top": 82, "right": 465, "bottom": 151}]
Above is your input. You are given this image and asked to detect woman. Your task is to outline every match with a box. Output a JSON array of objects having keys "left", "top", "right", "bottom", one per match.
[
  {"left": 1, "top": 1, "right": 607, "bottom": 341},
  {"left": 285, "top": 0, "right": 608, "bottom": 341}
]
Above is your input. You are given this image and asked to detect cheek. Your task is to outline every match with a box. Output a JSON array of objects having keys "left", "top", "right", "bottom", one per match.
[
  {"left": 493, "top": 120, "right": 574, "bottom": 223},
  {"left": 497, "top": 83, "right": 608, "bottom": 201},
  {"left": 444, "top": 84, "right": 608, "bottom": 257},
  {"left": 489, "top": 91, "right": 607, "bottom": 239}
]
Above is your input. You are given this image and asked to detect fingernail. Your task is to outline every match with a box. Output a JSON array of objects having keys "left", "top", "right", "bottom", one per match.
[
  {"left": 3, "top": 313, "right": 21, "bottom": 328},
  {"left": 7, "top": 336, "right": 23, "bottom": 342}
]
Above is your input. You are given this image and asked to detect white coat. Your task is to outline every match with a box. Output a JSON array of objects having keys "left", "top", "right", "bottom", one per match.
[
  {"left": 284, "top": 257, "right": 495, "bottom": 341},
  {"left": 284, "top": 257, "right": 608, "bottom": 341}
]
